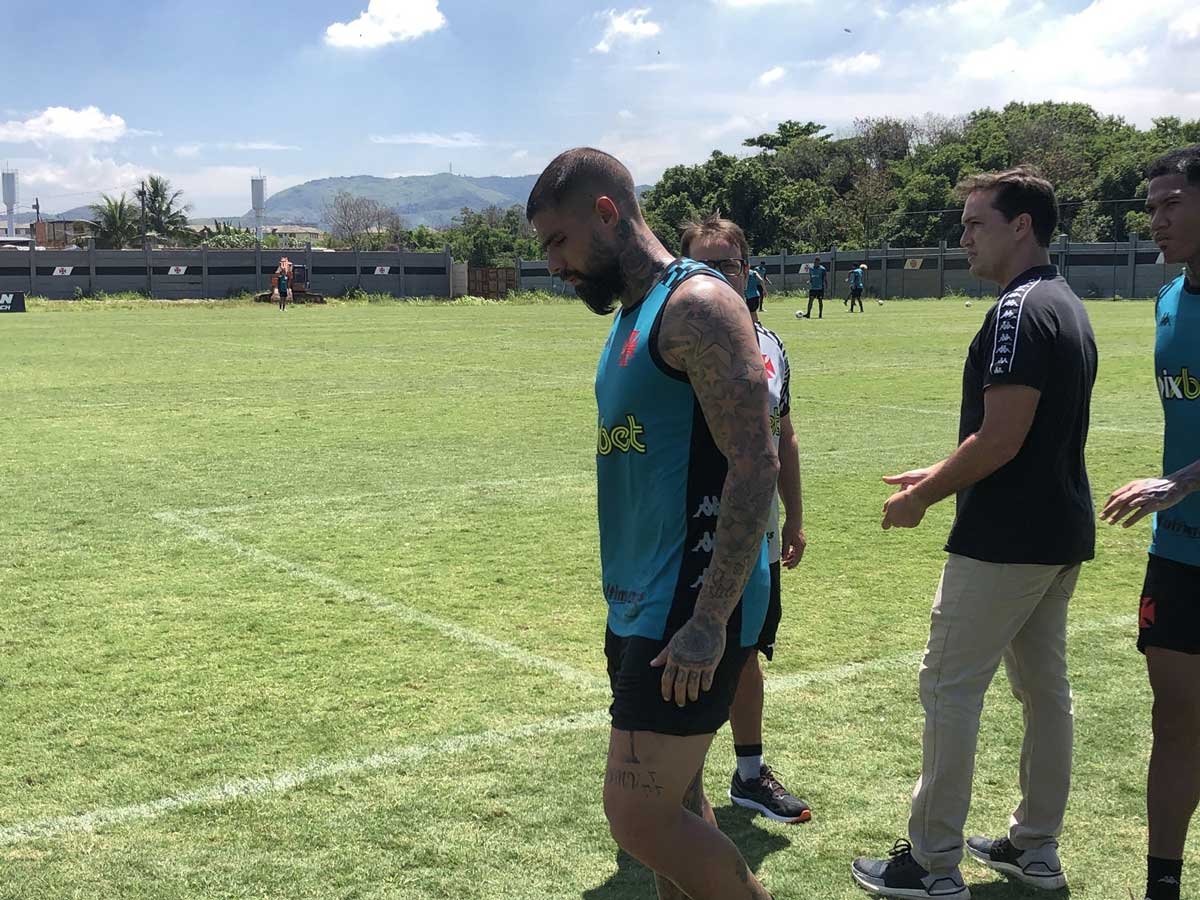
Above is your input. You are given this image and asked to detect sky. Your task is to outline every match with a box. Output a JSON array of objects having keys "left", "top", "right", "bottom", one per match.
[{"left": 3, "top": 0, "right": 1199, "bottom": 217}]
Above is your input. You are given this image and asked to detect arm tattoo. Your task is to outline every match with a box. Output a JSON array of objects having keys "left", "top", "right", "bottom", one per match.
[{"left": 659, "top": 282, "right": 779, "bottom": 640}]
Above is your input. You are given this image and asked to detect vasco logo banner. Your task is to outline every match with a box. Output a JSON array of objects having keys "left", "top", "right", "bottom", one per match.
[{"left": 597, "top": 414, "right": 647, "bottom": 455}]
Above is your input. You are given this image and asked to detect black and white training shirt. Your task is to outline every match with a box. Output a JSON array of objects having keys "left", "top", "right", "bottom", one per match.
[{"left": 946, "top": 265, "right": 1098, "bottom": 566}]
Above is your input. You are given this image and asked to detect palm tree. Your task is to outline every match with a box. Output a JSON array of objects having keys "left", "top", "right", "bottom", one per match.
[
  {"left": 135, "top": 175, "right": 191, "bottom": 242},
  {"left": 88, "top": 193, "right": 140, "bottom": 249}
]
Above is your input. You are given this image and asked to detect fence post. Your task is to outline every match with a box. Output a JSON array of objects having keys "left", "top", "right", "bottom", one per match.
[
  {"left": 938, "top": 240, "right": 946, "bottom": 298},
  {"left": 28, "top": 239, "right": 35, "bottom": 295},
  {"left": 399, "top": 250, "right": 407, "bottom": 298},
  {"left": 829, "top": 245, "right": 838, "bottom": 301},
  {"left": 1127, "top": 232, "right": 1138, "bottom": 299},
  {"left": 305, "top": 241, "right": 313, "bottom": 295},
  {"left": 516, "top": 257, "right": 523, "bottom": 291},
  {"left": 144, "top": 238, "right": 152, "bottom": 296},
  {"left": 256, "top": 242, "right": 263, "bottom": 294},
  {"left": 201, "top": 243, "right": 209, "bottom": 299},
  {"left": 900, "top": 243, "right": 906, "bottom": 299},
  {"left": 1058, "top": 233, "right": 1069, "bottom": 282},
  {"left": 88, "top": 236, "right": 96, "bottom": 297},
  {"left": 444, "top": 245, "right": 452, "bottom": 297},
  {"left": 881, "top": 241, "right": 890, "bottom": 300}
]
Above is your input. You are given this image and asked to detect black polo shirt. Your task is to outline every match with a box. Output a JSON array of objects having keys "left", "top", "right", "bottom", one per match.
[{"left": 945, "top": 265, "right": 1098, "bottom": 565}]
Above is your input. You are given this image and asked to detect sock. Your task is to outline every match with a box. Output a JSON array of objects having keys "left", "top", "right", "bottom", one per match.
[
  {"left": 1147, "top": 856, "right": 1182, "bottom": 900},
  {"left": 734, "top": 743, "right": 764, "bottom": 782}
]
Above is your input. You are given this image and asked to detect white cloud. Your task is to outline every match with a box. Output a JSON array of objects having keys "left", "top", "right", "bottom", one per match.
[
  {"left": 633, "top": 62, "right": 680, "bottom": 72},
  {"left": 370, "top": 131, "right": 486, "bottom": 148},
  {"left": 947, "top": 0, "right": 1010, "bottom": 16},
  {"left": 324, "top": 0, "right": 446, "bottom": 49},
  {"left": 1171, "top": 7, "right": 1200, "bottom": 44},
  {"left": 593, "top": 8, "right": 661, "bottom": 53},
  {"left": 511, "top": 149, "right": 529, "bottom": 160},
  {"left": 757, "top": 66, "right": 786, "bottom": 86},
  {"left": 174, "top": 144, "right": 202, "bottom": 158},
  {"left": 830, "top": 52, "right": 882, "bottom": 75},
  {"left": 618, "top": 109, "right": 635, "bottom": 120},
  {"left": 0, "top": 106, "right": 127, "bottom": 143}
]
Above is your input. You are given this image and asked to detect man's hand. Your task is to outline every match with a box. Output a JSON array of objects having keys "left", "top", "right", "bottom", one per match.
[
  {"left": 1102, "top": 477, "right": 1191, "bottom": 528},
  {"left": 882, "top": 468, "right": 933, "bottom": 490},
  {"left": 780, "top": 519, "right": 806, "bottom": 568},
  {"left": 882, "top": 488, "right": 929, "bottom": 530},
  {"left": 650, "top": 614, "right": 726, "bottom": 707}
]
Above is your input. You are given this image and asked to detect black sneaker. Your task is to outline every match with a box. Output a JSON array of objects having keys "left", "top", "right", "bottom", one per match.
[
  {"left": 729, "top": 765, "right": 811, "bottom": 823},
  {"left": 852, "top": 838, "right": 970, "bottom": 899},
  {"left": 965, "top": 836, "right": 1066, "bottom": 890}
]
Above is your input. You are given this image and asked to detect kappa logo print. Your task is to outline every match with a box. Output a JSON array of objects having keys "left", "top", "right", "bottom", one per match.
[
  {"left": 990, "top": 280, "right": 1038, "bottom": 375},
  {"left": 693, "top": 496, "right": 720, "bottom": 518},
  {"left": 690, "top": 567, "right": 708, "bottom": 590},
  {"left": 691, "top": 532, "right": 716, "bottom": 553},
  {"left": 619, "top": 330, "right": 640, "bottom": 367},
  {"left": 1160, "top": 312, "right": 1172, "bottom": 327},
  {"left": 1159, "top": 367, "right": 1200, "bottom": 401},
  {"left": 597, "top": 414, "right": 647, "bottom": 455}
]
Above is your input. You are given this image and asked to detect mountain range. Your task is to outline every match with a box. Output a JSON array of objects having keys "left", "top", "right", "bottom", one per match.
[{"left": 13, "top": 173, "right": 651, "bottom": 230}]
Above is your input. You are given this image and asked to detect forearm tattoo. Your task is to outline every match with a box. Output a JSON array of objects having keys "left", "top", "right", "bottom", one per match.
[{"left": 660, "top": 284, "right": 778, "bottom": 636}]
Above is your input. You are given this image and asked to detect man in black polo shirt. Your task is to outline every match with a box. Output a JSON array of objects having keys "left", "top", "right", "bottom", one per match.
[{"left": 851, "top": 167, "right": 1097, "bottom": 899}]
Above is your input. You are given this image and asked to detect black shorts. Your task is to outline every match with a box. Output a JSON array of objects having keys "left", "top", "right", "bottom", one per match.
[
  {"left": 605, "top": 627, "right": 753, "bottom": 737},
  {"left": 1138, "top": 553, "right": 1200, "bottom": 655},
  {"left": 850, "top": 287, "right": 863, "bottom": 300},
  {"left": 808, "top": 289, "right": 824, "bottom": 300},
  {"left": 755, "top": 561, "right": 782, "bottom": 660}
]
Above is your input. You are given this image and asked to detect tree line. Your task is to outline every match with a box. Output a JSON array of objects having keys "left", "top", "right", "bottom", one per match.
[{"left": 87, "top": 102, "right": 1200, "bottom": 259}]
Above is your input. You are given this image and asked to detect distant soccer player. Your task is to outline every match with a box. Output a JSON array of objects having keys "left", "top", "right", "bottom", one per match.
[
  {"left": 745, "top": 262, "right": 767, "bottom": 314},
  {"left": 528, "top": 149, "right": 777, "bottom": 900},
  {"left": 852, "top": 167, "right": 1097, "bottom": 899},
  {"left": 805, "top": 256, "right": 827, "bottom": 319},
  {"left": 1101, "top": 145, "right": 1200, "bottom": 900},
  {"left": 848, "top": 264, "right": 866, "bottom": 312},
  {"left": 681, "top": 213, "right": 811, "bottom": 825},
  {"left": 276, "top": 256, "right": 293, "bottom": 311}
]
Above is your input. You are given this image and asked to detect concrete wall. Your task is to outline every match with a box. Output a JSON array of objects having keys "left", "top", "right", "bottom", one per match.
[
  {"left": 4, "top": 246, "right": 452, "bottom": 299},
  {"left": 518, "top": 239, "right": 1185, "bottom": 302}
]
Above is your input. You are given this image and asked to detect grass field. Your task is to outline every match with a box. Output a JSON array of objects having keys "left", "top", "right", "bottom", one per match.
[{"left": 1, "top": 294, "right": 1191, "bottom": 899}]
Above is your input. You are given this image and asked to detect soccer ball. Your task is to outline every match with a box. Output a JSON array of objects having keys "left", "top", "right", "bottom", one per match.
[
  {"left": 965, "top": 300, "right": 972, "bottom": 308},
  {"left": 794, "top": 310, "right": 806, "bottom": 319},
  {"left": 877, "top": 299, "right": 884, "bottom": 306}
]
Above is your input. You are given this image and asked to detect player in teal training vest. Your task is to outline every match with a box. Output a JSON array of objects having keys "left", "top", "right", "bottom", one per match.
[
  {"left": 1103, "top": 145, "right": 1200, "bottom": 900},
  {"left": 528, "top": 148, "right": 776, "bottom": 900}
]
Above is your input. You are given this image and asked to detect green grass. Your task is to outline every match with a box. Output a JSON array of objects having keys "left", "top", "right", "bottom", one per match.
[{"left": 0, "top": 296, "right": 1186, "bottom": 899}]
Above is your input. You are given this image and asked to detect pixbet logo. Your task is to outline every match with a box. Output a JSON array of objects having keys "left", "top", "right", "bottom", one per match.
[
  {"left": 597, "top": 414, "right": 647, "bottom": 455},
  {"left": 1159, "top": 367, "right": 1200, "bottom": 401}
]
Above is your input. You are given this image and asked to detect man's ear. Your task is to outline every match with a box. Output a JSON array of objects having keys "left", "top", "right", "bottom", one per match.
[
  {"left": 595, "top": 195, "right": 619, "bottom": 226},
  {"left": 1013, "top": 211, "right": 1034, "bottom": 241}
]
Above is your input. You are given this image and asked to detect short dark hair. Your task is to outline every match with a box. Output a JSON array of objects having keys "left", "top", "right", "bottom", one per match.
[
  {"left": 1147, "top": 145, "right": 1200, "bottom": 185},
  {"left": 526, "top": 147, "right": 641, "bottom": 222},
  {"left": 680, "top": 212, "right": 749, "bottom": 261},
  {"left": 955, "top": 165, "right": 1058, "bottom": 247}
]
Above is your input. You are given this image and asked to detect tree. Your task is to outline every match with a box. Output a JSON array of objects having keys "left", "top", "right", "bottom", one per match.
[
  {"left": 89, "top": 193, "right": 140, "bottom": 249},
  {"left": 135, "top": 175, "right": 191, "bottom": 243},
  {"left": 323, "top": 191, "right": 404, "bottom": 248},
  {"left": 743, "top": 120, "right": 828, "bottom": 152}
]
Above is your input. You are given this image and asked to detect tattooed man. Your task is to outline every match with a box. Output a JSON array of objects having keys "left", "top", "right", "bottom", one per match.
[{"left": 528, "top": 148, "right": 777, "bottom": 900}]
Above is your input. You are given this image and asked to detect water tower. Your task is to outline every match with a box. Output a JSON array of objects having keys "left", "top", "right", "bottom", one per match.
[
  {"left": 251, "top": 175, "right": 265, "bottom": 243},
  {"left": 2, "top": 169, "right": 16, "bottom": 238}
]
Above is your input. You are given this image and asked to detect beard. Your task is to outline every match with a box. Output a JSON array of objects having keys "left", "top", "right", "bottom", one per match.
[{"left": 564, "top": 241, "right": 626, "bottom": 315}]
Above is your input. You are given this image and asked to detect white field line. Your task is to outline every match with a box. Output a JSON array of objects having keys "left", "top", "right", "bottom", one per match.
[
  {"left": 176, "top": 472, "right": 594, "bottom": 517},
  {"left": 0, "top": 612, "right": 1136, "bottom": 846},
  {"left": 152, "top": 510, "right": 607, "bottom": 694},
  {"left": 175, "top": 441, "right": 946, "bottom": 520}
]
